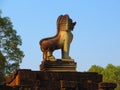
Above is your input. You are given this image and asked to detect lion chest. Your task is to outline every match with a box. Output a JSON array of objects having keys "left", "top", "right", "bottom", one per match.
[{"left": 58, "top": 31, "right": 73, "bottom": 47}]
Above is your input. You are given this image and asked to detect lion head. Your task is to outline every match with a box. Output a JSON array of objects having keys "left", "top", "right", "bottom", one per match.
[{"left": 57, "top": 14, "right": 76, "bottom": 32}]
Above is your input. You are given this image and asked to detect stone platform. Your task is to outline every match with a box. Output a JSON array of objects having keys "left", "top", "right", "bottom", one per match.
[
  {"left": 2, "top": 59, "right": 117, "bottom": 90},
  {"left": 40, "top": 59, "right": 76, "bottom": 72},
  {"left": 5, "top": 69, "right": 103, "bottom": 90}
]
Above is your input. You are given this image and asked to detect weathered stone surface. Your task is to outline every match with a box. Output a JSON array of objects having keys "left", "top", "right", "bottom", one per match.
[
  {"left": 40, "top": 59, "right": 77, "bottom": 72},
  {"left": 5, "top": 69, "right": 103, "bottom": 90},
  {"left": 0, "top": 85, "right": 12, "bottom": 90},
  {"left": 99, "top": 82, "right": 117, "bottom": 90}
]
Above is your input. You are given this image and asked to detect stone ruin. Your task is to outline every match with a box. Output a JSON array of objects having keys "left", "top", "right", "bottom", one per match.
[{"left": 1, "top": 14, "right": 117, "bottom": 90}]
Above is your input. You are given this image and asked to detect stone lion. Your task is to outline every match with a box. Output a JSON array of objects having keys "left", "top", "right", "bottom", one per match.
[{"left": 39, "top": 14, "right": 76, "bottom": 61}]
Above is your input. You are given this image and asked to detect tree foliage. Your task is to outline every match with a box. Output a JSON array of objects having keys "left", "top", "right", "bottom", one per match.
[
  {"left": 88, "top": 65, "right": 104, "bottom": 74},
  {"left": 102, "top": 64, "right": 116, "bottom": 82},
  {"left": 0, "top": 11, "right": 24, "bottom": 83},
  {"left": 88, "top": 64, "right": 120, "bottom": 90}
]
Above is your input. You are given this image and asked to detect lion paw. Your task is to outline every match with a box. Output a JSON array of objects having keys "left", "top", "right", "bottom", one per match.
[{"left": 48, "top": 55, "right": 56, "bottom": 61}]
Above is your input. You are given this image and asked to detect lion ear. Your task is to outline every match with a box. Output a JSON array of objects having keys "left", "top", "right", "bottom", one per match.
[{"left": 57, "top": 15, "right": 63, "bottom": 32}]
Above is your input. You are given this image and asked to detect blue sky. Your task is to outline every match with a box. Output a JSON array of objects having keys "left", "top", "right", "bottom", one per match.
[{"left": 0, "top": 0, "right": 120, "bottom": 71}]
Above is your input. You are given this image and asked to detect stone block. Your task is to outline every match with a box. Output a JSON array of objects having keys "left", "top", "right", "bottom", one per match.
[
  {"left": 5, "top": 69, "right": 103, "bottom": 90},
  {"left": 40, "top": 59, "right": 77, "bottom": 72}
]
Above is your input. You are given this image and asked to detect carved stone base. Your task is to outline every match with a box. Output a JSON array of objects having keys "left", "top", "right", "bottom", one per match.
[
  {"left": 99, "top": 82, "right": 117, "bottom": 90},
  {"left": 5, "top": 69, "right": 103, "bottom": 90},
  {"left": 40, "top": 59, "right": 77, "bottom": 72}
]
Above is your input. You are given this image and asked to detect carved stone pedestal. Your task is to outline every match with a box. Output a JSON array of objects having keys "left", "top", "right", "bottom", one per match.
[{"left": 40, "top": 59, "right": 77, "bottom": 72}]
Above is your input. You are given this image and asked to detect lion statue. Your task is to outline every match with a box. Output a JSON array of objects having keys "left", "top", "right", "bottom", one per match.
[{"left": 39, "top": 14, "right": 76, "bottom": 61}]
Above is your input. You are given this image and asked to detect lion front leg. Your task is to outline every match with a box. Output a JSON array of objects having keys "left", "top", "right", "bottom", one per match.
[
  {"left": 61, "top": 31, "right": 73, "bottom": 61},
  {"left": 62, "top": 42, "right": 71, "bottom": 60}
]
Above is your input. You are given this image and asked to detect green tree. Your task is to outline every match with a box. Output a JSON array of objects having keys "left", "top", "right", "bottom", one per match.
[
  {"left": 88, "top": 65, "right": 104, "bottom": 74},
  {"left": 114, "top": 66, "right": 120, "bottom": 90},
  {"left": 102, "top": 64, "right": 120, "bottom": 90},
  {"left": 102, "top": 64, "right": 116, "bottom": 82},
  {"left": 88, "top": 64, "right": 120, "bottom": 90},
  {"left": 0, "top": 10, "right": 24, "bottom": 83}
]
